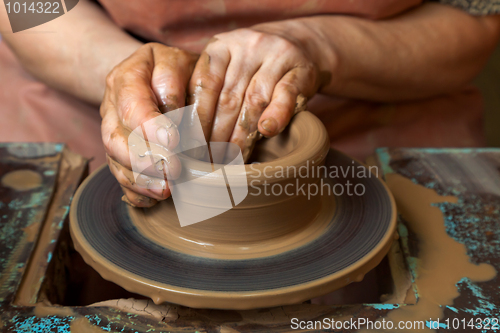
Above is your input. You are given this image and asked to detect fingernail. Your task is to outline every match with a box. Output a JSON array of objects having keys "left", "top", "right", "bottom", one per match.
[
  {"left": 156, "top": 127, "right": 175, "bottom": 148},
  {"left": 148, "top": 187, "right": 165, "bottom": 198},
  {"left": 166, "top": 110, "right": 183, "bottom": 125},
  {"left": 159, "top": 103, "right": 178, "bottom": 114},
  {"left": 155, "top": 159, "right": 171, "bottom": 177},
  {"left": 260, "top": 118, "right": 278, "bottom": 135}
]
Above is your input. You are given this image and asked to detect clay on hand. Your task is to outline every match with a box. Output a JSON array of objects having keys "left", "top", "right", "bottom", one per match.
[
  {"left": 188, "top": 26, "right": 326, "bottom": 158},
  {"left": 100, "top": 43, "right": 197, "bottom": 207}
]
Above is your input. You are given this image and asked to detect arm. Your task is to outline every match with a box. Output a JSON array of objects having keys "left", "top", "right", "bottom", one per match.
[
  {"left": 189, "top": 3, "right": 500, "bottom": 152},
  {"left": 1, "top": 1, "right": 197, "bottom": 206},
  {"left": 269, "top": 3, "right": 500, "bottom": 101},
  {"left": 0, "top": 0, "right": 142, "bottom": 104}
]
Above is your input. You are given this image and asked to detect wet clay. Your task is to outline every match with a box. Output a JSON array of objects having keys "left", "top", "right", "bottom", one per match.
[
  {"left": 129, "top": 191, "right": 334, "bottom": 260},
  {"left": 1, "top": 169, "right": 42, "bottom": 191},
  {"left": 128, "top": 110, "right": 330, "bottom": 259},
  {"left": 71, "top": 111, "right": 397, "bottom": 309},
  {"left": 242, "top": 94, "right": 307, "bottom": 163},
  {"left": 70, "top": 317, "right": 106, "bottom": 333},
  {"left": 89, "top": 297, "right": 347, "bottom": 328},
  {"left": 90, "top": 298, "right": 179, "bottom": 321},
  {"left": 364, "top": 174, "right": 496, "bottom": 332},
  {"left": 34, "top": 304, "right": 74, "bottom": 317},
  {"left": 70, "top": 148, "right": 397, "bottom": 309}
]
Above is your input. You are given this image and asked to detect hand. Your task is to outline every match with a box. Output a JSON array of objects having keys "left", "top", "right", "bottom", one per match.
[
  {"left": 188, "top": 24, "right": 328, "bottom": 155},
  {"left": 101, "top": 43, "right": 197, "bottom": 207}
]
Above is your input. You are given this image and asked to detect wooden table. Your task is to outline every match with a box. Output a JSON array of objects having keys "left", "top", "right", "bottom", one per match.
[{"left": 0, "top": 144, "right": 498, "bottom": 332}]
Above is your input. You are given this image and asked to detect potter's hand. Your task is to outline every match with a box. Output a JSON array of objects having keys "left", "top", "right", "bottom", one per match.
[
  {"left": 101, "top": 43, "right": 197, "bottom": 207},
  {"left": 188, "top": 26, "right": 327, "bottom": 153}
]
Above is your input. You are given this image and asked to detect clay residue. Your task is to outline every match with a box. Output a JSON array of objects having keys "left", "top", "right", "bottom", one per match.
[
  {"left": 34, "top": 304, "right": 74, "bottom": 317},
  {"left": 242, "top": 94, "right": 307, "bottom": 163},
  {"left": 90, "top": 298, "right": 179, "bottom": 321},
  {"left": 121, "top": 194, "right": 137, "bottom": 207},
  {"left": 363, "top": 174, "right": 496, "bottom": 332},
  {"left": 2, "top": 169, "right": 42, "bottom": 191},
  {"left": 88, "top": 297, "right": 339, "bottom": 328},
  {"left": 380, "top": 241, "right": 415, "bottom": 305},
  {"left": 242, "top": 130, "right": 262, "bottom": 162},
  {"left": 70, "top": 317, "right": 106, "bottom": 333}
]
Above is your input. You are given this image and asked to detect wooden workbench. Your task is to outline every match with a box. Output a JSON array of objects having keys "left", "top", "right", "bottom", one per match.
[{"left": 0, "top": 144, "right": 498, "bottom": 332}]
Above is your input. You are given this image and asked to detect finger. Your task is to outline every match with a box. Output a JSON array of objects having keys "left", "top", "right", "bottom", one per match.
[
  {"left": 188, "top": 41, "right": 230, "bottom": 141},
  {"left": 151, "top": 47, "right": 197, "bottom": 132},
  {"left": 101, "top": 101, "right": 133, "bottom": 169},
  {"left": 210, "top": 60, "right": 261, "bottom": 163},
  {"left": 226, "top": 60, "right": 287, "bottom": 151},
  {"left": 121, "top": 185, "right": 158, "bottom": 208},
  {"left": 210, "top": 54, "right": 260, "bottom": 143},
  {"left": 151, "top": 47, "right": 197, "bottom": 113},
  {"left": 109, "top": 44, "right": 192, "bottom": 150},
  {"left": 258, "top": 67, "right": 313, "bottom": 136},
  {"left": 103, "top": 112, "right": 182, "bottom": 180},
  {"left": 108, "top": 154, "right": 172, "bottom": 201}
]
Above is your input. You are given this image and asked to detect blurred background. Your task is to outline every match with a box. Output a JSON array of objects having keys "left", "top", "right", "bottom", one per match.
[{"left": 476, "top": 43, "right": 500, "bottom": 146}]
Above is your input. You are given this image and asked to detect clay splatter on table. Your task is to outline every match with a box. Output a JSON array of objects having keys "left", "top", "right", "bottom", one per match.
[{"left": 1, "top": 146, "right": 500, "bottom": 332}]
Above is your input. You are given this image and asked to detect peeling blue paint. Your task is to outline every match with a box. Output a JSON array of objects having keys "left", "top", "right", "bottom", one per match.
[
  {"left": 86, "top": 314, "right": 112, "bottom": 331},
  {"left": 377, "top": 148, "right": 499, "bottom": 321},
  {"left": 12, "top": 315, "right": 73, "bottom": 333},
  {"left": 406, "top": 257, "right": 419, "bottom": 281},
  {"left": 375, "top": 148, "right": 394, "bottom": 175},
  {"left": 47, "top": 252, "right": 52, "bottom": 263},
  {"left": 435, "top": 197, "right": 500, "bottom": 264},
  {"left": 366, "top": 304, "right": 400, "bottom": 310},
  {"left": 58, "top": 206, "right": 71, "bottom": 228},
  {"left": 43, "top": 170, "right": 56, "bottom": 176},
  {"left": 397, "top": 223, "right": 408, "bottom": 238},
  {"left": 456, "top": 278, "right": 499, "bottom": 317},
  {"left": 8, "top": 192, "right": 48, "bottom": 210}
]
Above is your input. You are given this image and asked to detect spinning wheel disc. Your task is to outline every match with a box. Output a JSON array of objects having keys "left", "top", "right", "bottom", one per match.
[{"left": 70, "top": 150, "right": 396, "bottom": 309}]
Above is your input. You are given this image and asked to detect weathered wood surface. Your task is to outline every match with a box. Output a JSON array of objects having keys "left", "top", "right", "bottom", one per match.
[{"left": 0, "top": 146, "right": 498, "bottom": 332}]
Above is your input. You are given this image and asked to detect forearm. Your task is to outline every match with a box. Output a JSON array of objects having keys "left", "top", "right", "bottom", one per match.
[
  {"left": 257, "top": 3, "right": 500, "bottom": 102},
  {"left": 0, "top": 0, "right": 142, "bottom": 104}
]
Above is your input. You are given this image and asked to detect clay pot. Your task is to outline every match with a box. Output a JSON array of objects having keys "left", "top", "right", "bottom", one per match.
[
  {"left": 70, "top": 110, "right": 397, "bottom": 308},
  {"left": 130, "top": 111, "right": 331, "bottom": 259}
]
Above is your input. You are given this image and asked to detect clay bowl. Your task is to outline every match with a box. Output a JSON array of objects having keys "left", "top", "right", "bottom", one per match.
[
  {"left": 130, "top": 111, "right": 331, "bottom": 258},
  {"left": 70, "top": 111, "right": 397, "bottom": 309}
]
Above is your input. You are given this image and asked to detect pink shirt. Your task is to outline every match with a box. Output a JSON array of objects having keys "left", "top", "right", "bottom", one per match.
[
  {"left": 0, "top": 0, "right": 486, "bottom": 172},
  {"left": 98, "top": 0, "right": 422, "bottom": 53}
]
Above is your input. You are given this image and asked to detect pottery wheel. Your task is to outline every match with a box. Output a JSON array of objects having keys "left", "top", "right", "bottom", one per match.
[{"left": 70, "top": 150, "right": 396, "bottom": 309}]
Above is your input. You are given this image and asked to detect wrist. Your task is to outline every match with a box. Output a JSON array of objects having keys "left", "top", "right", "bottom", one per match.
[
  {"left": 83, "top": 39, "right": 143, "bottom": 104},
  {"left": 252, "top": 18, "right": 339, "bottom": 92}
]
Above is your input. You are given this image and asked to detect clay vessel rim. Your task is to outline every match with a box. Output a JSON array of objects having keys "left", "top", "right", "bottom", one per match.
[{"left": 177, "top": 112, "right": 330, "bottom": 183}]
